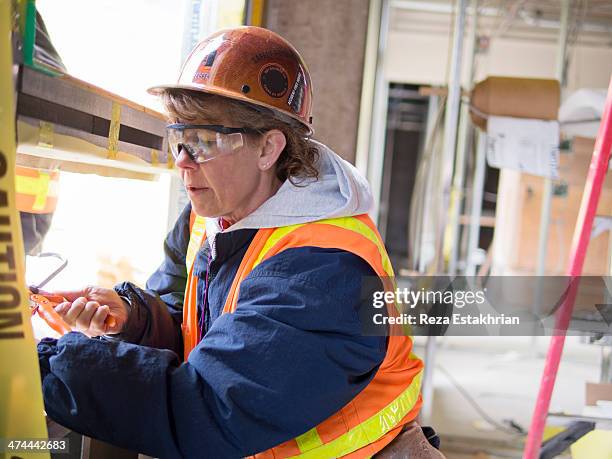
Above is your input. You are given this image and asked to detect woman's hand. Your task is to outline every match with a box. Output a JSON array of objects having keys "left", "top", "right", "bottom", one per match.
[{"left": 49, "top": 286, "right": 129, "bottom": 337}]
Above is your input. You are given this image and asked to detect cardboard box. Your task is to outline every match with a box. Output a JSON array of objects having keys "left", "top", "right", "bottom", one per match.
[
  {"left": 586, "top": 382, "right": 612, "bottom": 406},
  {"left": 471, "top": 76, "right": 560, "bottom": 130},
  {"left": 509, "top": 137, "right": 612, "bottom": 275}
]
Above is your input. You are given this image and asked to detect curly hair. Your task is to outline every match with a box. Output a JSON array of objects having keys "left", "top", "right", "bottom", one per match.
[{"left": 161, "top": 89, "right": 319, "bottom": 185}]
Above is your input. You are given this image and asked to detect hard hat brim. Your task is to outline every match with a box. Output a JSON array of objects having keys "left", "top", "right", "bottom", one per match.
[{"left": 147, "top": 83, "right": 314, "bottom": 136}]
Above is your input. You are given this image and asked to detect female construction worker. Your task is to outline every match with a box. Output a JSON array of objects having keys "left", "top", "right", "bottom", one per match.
[{"left": 37, "top": 27, "right": 440, "bottom": 458}]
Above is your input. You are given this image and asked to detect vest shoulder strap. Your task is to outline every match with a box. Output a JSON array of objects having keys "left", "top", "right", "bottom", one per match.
[
  {"left": 254, "top": 215, "right": 393, "bottom": 276},
  {"left": 186, "top": 211, "right": 206, "bottom": 273},
  {"left": 15, "top": 166, "right": 60, "bottom": 213},
  {"left": 223, "top": 215, "right": 394, "bottom": 314}
]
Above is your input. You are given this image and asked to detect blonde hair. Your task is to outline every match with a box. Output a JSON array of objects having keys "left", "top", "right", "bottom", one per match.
[{"left": 161, "top": 89, "right": 319, "bottom": 185}]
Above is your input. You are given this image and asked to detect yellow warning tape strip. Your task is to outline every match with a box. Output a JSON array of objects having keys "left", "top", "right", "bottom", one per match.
[
  {"left": 0, "top": 0, "right": 50, "bottom": 455},
  {"left": 167, "top": 151, "right": 174, "bottom": 169},
  {"left": 38, "top": 121, "right": 53, "bottom": 148},
  {"left": 107, "top": 102, "right": 121, "bottom": 159},
  {"left": 150, "top": 149, "right": 159, "bottom": 167}
]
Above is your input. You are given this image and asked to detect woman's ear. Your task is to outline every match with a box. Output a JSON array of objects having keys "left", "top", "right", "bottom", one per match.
[{"left": 258, "top": 130, "right": 286, "bottom": 171}]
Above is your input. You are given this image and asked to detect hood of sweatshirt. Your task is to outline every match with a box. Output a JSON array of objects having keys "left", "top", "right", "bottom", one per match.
[{"left": 205, "top": 140, "right": 373, "bottom": 252}]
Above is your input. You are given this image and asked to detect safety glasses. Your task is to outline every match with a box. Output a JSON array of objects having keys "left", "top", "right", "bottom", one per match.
[{"left": 167, "top": 123, "right": 257, "bottom": 164}]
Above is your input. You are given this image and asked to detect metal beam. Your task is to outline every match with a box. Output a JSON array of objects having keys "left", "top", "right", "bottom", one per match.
[
  {"left": 355, "top": 0, "right": 384, "bottom": 176},
  {"left": 465, "top": 131, "right": 487, "bottom": 276},
  {"left": 436, "top": 0, "right": 468, "bottom": 273},
  {"left": 535, "top": 0, "right": 570, "bottom": 277},
  {"left": 447, "top": 0, "right": 478, "bottom": 274},
  {"left": 362, "top": 0, "right": 391, "bottom": 225},
  {"left": 421, "top": 0, "right": 468, "bottom": 431},
  {"left": 391, "top": 0, "right": 612, "bottom": 34}
]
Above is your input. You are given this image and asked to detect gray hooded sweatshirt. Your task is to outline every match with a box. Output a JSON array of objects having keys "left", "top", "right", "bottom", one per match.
[{"left": 204, "top": 139, "right": 374, "bottom": 254}]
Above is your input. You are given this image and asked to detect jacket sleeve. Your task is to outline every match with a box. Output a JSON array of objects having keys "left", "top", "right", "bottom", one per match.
[
  {"left": 38, "top": 247, "right": 386, "bottom": 458},
  {"left": 111, "top": 204, "right": 192, "bottom": 355}
]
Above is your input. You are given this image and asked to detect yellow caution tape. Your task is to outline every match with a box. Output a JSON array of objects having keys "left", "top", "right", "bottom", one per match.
[
  {"left": 150, "top": 149, "right": 159, "bottom": 166},
  {"left": 442, "top": 186, "right": 461, "bottom": 263},
  {"left": 16, "top": 173, "right": 51, "bottom": 212},
  {"left": 37, "top": 121, "right": 53, "bottom": 148},
  {"left": 0, "top": 1, "right": 50, "bottom": 457},
  {"left": 107, "top": 102, "right": 121, "bottom": 159}
]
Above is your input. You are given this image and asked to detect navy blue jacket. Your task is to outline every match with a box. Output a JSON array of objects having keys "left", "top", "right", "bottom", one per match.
[{"left": 38, "top": 204, "right": 385, "bottom": 458}]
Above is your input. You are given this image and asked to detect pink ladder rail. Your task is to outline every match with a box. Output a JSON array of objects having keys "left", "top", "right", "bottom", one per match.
[{"left": 523, "top": 76, "right": 612, "bottom": 459}]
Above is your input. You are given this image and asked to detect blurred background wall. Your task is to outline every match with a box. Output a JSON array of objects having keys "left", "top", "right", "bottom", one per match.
[{"left": 264, "top": 0, "right": 370, "bottom": 162}]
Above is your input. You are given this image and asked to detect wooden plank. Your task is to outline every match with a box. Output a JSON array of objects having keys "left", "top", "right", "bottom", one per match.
[
  {"left": 20, "top": 66, "right": 166, "bottom": 133},
  {"left": 121, "top": 103, "right": 166, "bottom": 137},
  {"left": 513, "top": 169, "right": 612, "bottom": 276},
  {"left": 21, "top": 65, "right": 112, "bottom": 120},
  {"left": 18, "top": 116, "right": 168, "bottom": 165},
  {"left": 16, "top": 153, "right": 158, "bottom": 181},
  {"left": 494, "top": 136, "right": 612, "bottom": 275},
  {"left": 459, "top": 213, "right": 496, "bottom": 227},
  {"left": 16, "top": 119, "right": 173, "bottom": 180},
  {"left": 59, "top": 72, "right": 165, "bottom": 120}
]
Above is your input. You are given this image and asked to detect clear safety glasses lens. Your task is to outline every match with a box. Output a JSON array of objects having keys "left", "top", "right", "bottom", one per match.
[{"left": 167, "top": 128, "right": 246, "bottom": 164}]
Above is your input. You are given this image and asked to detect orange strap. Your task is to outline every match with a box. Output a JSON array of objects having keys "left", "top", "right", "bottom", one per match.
[
  {"left": 15, "top": 166, "right": 59, "bottom": 214},
  {"left": 182, "top": 262, "right": 200, "bottom": 359},
  {"left": 222, "top": 228, "right": 274, "bottom": 314},
  {"left": 183, "top": 212, "right": 204, "bottom": 359},
  {"left": 222, "top": 220, "right": 387, "bottom": 315}
]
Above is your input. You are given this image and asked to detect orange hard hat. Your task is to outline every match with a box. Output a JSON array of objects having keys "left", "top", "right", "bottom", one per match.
[{"left": 148, "top": 26, "right": 314, "bottom": 134}]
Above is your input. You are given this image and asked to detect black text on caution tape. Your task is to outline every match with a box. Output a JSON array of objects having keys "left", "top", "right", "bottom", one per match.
[{"left": 0, "top": 150, "right": 23, "bottom": 340}]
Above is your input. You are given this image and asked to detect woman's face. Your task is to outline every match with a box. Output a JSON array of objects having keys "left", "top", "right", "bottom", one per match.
[{"left": 174, "top": 115, "right": 285, "bottom": 223}]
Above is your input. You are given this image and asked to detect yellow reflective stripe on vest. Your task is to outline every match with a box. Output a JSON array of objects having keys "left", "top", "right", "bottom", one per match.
[
  {"left": 290, "top": 370, "right": 423, "bottom": 459},
  {"left": 15, "top": 171, "right": 56, "bottom": 212},
  {"left": 186, "top": 215, "right": 206, "bottom": 272},
  {"left": 319, "top": 217, "right": 394, "bottom": 277},
  {"left": 252, "top": 217, "right": 394, "bottom": 277},
  {"left": 295, "top": 426, "right": 324, "bottom": 453},
  {"left": 252, "top": 222, "right": 307, "bottom": 267}
]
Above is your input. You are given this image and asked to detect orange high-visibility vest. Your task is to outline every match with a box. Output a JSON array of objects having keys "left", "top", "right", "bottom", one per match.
[
  {"left": 15, "top": 166, "right": 60, "bottom": 214},
  {"left": 183, "top": 213, "right": 424, "bottom": 459}
]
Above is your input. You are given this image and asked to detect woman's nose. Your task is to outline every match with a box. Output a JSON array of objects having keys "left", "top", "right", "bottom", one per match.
[{"left": 174, "top": 148, "right": 198, "bottom": 170}]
